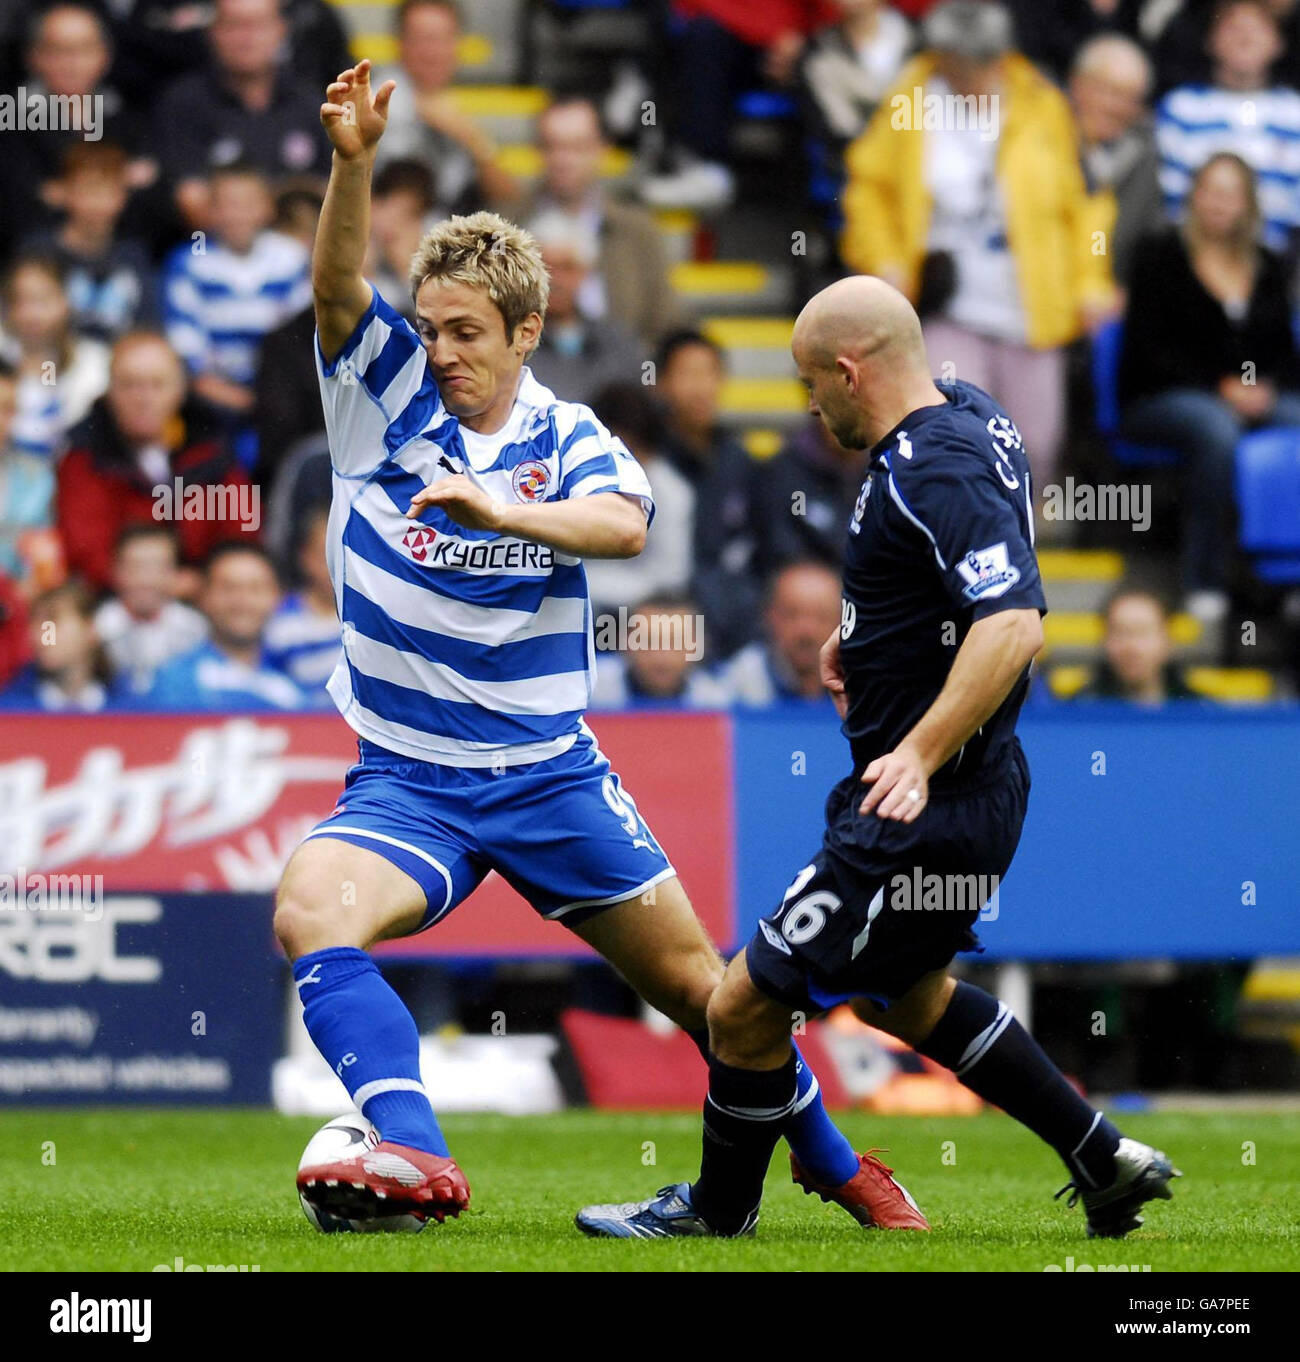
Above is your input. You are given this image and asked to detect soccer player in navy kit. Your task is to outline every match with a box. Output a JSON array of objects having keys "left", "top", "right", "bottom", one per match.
[{"left": 578, "top": 276, "right": 1180, "bottom": 1240}]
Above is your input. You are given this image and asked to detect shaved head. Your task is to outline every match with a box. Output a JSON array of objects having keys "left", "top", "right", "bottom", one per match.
[
  {"left": 793, "top": 275, "right": 926, "bottom": 371},
  {"left": 791, "top": 276, "right": 941, "bottom": 449}
]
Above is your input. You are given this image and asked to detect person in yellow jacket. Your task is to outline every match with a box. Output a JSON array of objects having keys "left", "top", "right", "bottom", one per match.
[{"left": 840, "top": 1, "right": 1118, "bottom": 499}]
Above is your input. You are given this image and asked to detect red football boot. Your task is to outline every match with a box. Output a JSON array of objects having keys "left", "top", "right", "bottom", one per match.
[
  {"left": 790, "top": 1149, "right": 930, "bottom": 1230},
  {"left": 298, "top": 1140, "right": 470, "bottom": 1224}
]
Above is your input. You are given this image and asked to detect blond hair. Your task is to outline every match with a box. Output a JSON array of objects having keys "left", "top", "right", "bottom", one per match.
[{"left": 409, "top": 211, "right": 549, "bottom": 351}]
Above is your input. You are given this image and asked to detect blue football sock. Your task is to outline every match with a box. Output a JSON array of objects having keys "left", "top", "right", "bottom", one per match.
[
  {"left": 686, "top": 1028, "right": 858, "bottom": 1187},
  {"left": 293, "top": 946, "right": 449, "bottom": 1157},
  {"left": 788, "top": 1043, "right": 861, "bottom": 1186}
]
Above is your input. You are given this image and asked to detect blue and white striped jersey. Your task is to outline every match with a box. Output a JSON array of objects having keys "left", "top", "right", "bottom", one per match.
[
  {"left": 317, "top": 286, "right": 654, "bottom": 767},
  {"left": 1155, "top": 84, "right": 1300, "bottom": 250},
  {"left": 264, "top": 593, "right": 342, "bottom": 703},
  {"left": 163, "top": 230, "right": 312, "bottom": 384}
]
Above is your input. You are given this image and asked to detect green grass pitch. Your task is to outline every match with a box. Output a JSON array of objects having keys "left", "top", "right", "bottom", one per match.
[{"left": 3, "top": 1109, "right": 1297, "bottom": 1271}]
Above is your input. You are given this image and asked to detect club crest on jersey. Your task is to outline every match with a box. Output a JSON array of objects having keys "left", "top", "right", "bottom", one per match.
[
  {"left": 402, "top": 525, "right": 437, "bottom": 561},
  {"left": 956, "top": 542, "right": 1021, "bottom": 601},
  {"left": 512, "top": 460, "right": 551, "bottom": 502}
]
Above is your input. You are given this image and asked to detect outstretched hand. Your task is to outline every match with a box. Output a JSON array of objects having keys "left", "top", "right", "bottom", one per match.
[
  {"left": 407, "top": 475, "right": 503, "bottom": 532},
  {"left": 321, "top": 59, "right": 395, "bottom": 160}
]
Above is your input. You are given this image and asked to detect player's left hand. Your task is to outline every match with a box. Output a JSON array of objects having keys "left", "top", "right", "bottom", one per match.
[
  {"left": 859, "top": 745, "right": 929, "bottom": 822},
  {"left": 407, "top": 474, "right": 503, "bottom": 531}
]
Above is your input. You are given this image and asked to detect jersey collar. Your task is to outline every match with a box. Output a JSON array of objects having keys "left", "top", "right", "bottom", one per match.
[{"left": 869, "top": 383, "right": 957, "bottom": 469}]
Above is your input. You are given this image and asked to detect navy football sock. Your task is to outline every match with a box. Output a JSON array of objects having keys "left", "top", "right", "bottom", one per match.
[
  {"left": 686, "top": 1029, "right": 858, "bottom": 1186},
  {"left": 918, "top": 981, "right": 1120, "bottom": 1189},
  {"left": 692, "top": 1050, "right": 799, "bottom": 1235},
  {"left": 293, "top": 946, "right": 449, "bottom": 1157}
]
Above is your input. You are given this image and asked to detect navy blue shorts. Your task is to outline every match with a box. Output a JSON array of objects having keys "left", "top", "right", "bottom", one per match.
[
  {"left": 302, "top": 730, "right": 676, "bottom": 932},
  {"left": 745, "top": 741, "right": 1030, "bottom": 1015}
]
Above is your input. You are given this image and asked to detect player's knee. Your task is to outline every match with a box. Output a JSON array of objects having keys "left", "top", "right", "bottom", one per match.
[
  {"left": 274, "top": 878, "right": 347, "bottom": 961},
  {"left": 706, "top": 981, "right": 785, "bottom": 1068},
  {"left": 705, "top": 998, "right": 744, "bottom": 1063},
  {"left": 273, "top": 892, "right": 315, "bottom": 962}
]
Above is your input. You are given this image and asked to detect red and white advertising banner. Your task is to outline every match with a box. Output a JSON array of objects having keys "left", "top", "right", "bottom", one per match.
[{"left": 0, "top": 712, "right": 735, "bottom": 956}]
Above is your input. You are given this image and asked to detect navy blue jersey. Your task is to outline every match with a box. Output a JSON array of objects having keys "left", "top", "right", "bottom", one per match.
[{"left": 839, "top": 380, "right": 1046, "bottom": 786}]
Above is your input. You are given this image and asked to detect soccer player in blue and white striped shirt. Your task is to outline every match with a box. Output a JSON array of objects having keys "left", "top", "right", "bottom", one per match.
[
  {"left": 1155, "top": 1, "right": 1300, "bottom": 252},
  {"left": 284, "top": 61, "right": 875, "bottom": 1231}
]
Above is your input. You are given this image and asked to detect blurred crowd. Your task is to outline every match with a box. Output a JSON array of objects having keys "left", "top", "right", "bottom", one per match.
[{"left": 1, "top": 0, "right": 1298, "bottom": 713}]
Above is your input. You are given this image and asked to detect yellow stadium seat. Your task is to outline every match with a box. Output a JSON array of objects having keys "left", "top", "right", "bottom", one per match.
[
  {"left": 718, "top": 377, "right": 805, "bottom": 415},
  {"left": 670, "top": 261, "right": 769, "bottom": 296},
  {"left": 701, "top": 317, "right": 795, "bottom": 349},
  {"left": 1043, "top": 612, "right": 1202, "bottom": 650},
  {"left": 1184, "top": 668, "right": 1275, "bottom": 701},
  {"left": 1046, "top": 665, "right": 1090, "bottom": 698},
  {"left": 741, "top": 429, "right": 784, "bottom": 460},
  {"left": 495, "top": 144, "right": 631, "bottom": 178},
  {"left": 1035, "top": 549, "right": 1125, "bottom": 583},
  {"left": 445, "top": 86, "right": 548, "bottom": 117}
]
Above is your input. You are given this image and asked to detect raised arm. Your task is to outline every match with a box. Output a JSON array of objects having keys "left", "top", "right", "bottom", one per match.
[{"left": 315, "top": 60, "right": 396, "bottom": 362}]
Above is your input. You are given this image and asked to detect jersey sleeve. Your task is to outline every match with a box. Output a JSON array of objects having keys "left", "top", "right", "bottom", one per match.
[
  {"left": 316, "top": 285, "right": 443, "bottom": 478},
  {"left": 887, "top": 443, "right": 1046, "bottom": 620},
  {"left": 554, "top": 403, "right": 655, "bottom": 525}
]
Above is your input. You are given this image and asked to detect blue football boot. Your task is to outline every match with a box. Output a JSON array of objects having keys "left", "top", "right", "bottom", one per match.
[{"left": 575, "top": 1182, "right": 757, "bottom": 1238}]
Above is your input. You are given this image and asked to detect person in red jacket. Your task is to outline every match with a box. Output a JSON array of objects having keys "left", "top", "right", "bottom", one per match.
[
  {"left": 0, "top": 571, "right": 32, "bottom": 687},
  {"left": 56, "top": 330, "right": 258, "bottom": 594}
]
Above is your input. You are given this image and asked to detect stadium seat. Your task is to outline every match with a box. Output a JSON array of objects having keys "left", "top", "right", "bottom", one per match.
[
  {"left": 734, "top": 90, "right": 800, "bottom": 121},
  {"left": 1044, "top": 610, "right": 1201, "bottom": 651},
  {"left": 348, "top": 32, "right": 495, "bottom": 71},
  {"left": 1090, "top": 318, "right": 1183, "bottom": 468},
  {"left": 804, "top": 133, "right": 845, "bottom": 235},
  {"left": 1047, "top": 664, "right": 1276, "bottom": 702},
  {"left": 741, "top": 428, "right": 783, "bottom": 459},
  {"left": 1235, "top": 426, "right": 1300, "bottom": 583}
]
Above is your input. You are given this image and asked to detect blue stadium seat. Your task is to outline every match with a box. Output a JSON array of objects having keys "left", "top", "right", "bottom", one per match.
[
  {"left": 804, "top": 134, "right": 844, "bottom": 234},
  {"left": 1235, "top": 426, "right": 1300, "bottom": 583},
  {"left": 734, "top": 90, "right": 800, "bottom": 120},
  {"left": 1090, "top": 318, "right": 1183, "bottom": 468}
]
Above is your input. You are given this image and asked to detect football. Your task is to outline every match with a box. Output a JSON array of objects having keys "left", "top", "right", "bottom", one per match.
[{"left": 297, "top": 1113, "right": 427, "bottom": 1234}]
